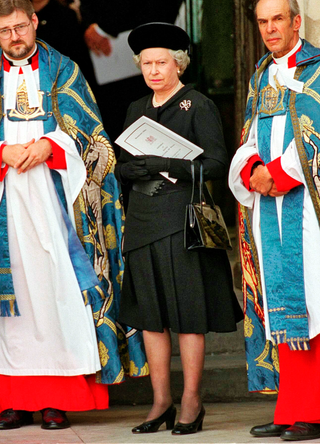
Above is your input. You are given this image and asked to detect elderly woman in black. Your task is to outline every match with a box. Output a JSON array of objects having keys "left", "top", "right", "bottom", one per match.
[{"left": 115, "top": 22, "right": 243, "bottom": 435}]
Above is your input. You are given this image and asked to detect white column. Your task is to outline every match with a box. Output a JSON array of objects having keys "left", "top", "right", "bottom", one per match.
[
  {"left": 298, "top": 0, "right": 305, "bottom": 39},
  {"left": 298, "top": 0, "right": 320, "bottom": 47}
]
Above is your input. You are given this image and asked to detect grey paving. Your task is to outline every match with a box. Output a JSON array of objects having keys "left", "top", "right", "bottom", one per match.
[{"left": 0, "top": 401, "right": 284, "bottom": 444}]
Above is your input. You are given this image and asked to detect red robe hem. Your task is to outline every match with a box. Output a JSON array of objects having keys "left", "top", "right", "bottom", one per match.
[
  {"left": 274, "top": 334, "right": 320, "bottom": 425},
  {"left": 0, "top": 374, "right": 109, "bottom": 412}
]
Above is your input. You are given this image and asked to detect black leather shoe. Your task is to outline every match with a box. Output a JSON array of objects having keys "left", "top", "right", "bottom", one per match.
[
  {"left": 281, "top": 422, "right": 320, "bottom": 441},
  {"left": 250, "top": 422, "right": 290, "bottom": 437},
  {"left": 0, "top": 409, "right": 33, "bottom": 429},
  {"left": 132, "top": 404, "right": 176, "bottom": 433},
  {"left": 41, "top": 408, "right": 70, "bottom": 430},
  {"left": 171, "top": 405, "right": 205, "bottom": 435}
]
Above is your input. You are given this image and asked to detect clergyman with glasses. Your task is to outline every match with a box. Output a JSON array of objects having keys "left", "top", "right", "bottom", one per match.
[{"left": 0, "top": 0, "right": 131, "bottom": 431}]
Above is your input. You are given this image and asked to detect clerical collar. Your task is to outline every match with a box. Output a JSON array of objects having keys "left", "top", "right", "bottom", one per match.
[
  {"left": 2, "top": 45, "right": 38, "bottom": 71},
  {"left": 273, "top": 39, "right": 302, "bottom": 68}
]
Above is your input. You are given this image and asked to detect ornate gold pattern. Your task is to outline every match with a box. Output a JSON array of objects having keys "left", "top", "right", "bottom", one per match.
[
  {"left": 73, "top": 192, "right": 85, "bottom": 246},
  {"left": 287, "top": 339, "right": 309, "bottom": 350},
  {"left": 244, "top": 315, "right": 254, "bottom": 338},
  {"left": 139, "top": 362, "right": 150, "bottom": 376},
  {"left": 239, "top": 207, "right": 263, "bottom": 323},
  {"left": 98, "top": 341, "right": 109, "bottom": 367},
  {"left": 0, "top": 268, "right": 11, "bottom": 274},
  {"left": 303, "top": 64, "right": 320, "bottom": 91},
  {"left": 254, "top": 341, "right": 274, "bottom": 371},
  {"left": 114, "top": 368, "right": 125, "bottom": 383},
  {"left": 300, "top": 115, "right": 320, "bottom": 199},
  {"left": 303, "top": 87, "right": 320, "bottom": 106},
  {"left": 260, "top": 388, "right": 278, "bottom": 395},
  {"left": 84, "top": 134, "right": 115, "bottom": 180},
  {"left": 103, "top": 317, "right": 117, "bottom": 334},
  {"left": 268, "top": 307, "right": 285, "bottom": 313},
  {"left": 259, "top": 77, "right": 286, "bottom": 115},
  {"left": 0, "top": 294, "right": 15, "bottom": 300},
  {"left": 101, "top": 190, "right": 112, "bottom": 208},
  {"left": 57, "top": 62, "right": 79, "bottom": 92},
  {"left": 271, "top": 345, "right": 279, "bottom": 373},
  {"left": 8, "top": 80, "right": 46, "bottom": 121},
  {"left": 129, "top": 361, "right": 138, "bottom": 376},
  {"left": 61, "top": 88, "right": 100, "bottom": 123},
  {"left": 63, "top": 115, "right": 78, "bottom": 140},
  {"left": 104, "top": 225, "right": 117, "bottom": 250},
  {"left": 116, "top": 270, "right": 123, "bottom": 285},
  {"left": 247, "top": 81, "right": 255, "bottom": 103},
  {"left": 271, "top": 330, "right": 286, "bottom": 343},
  {"left": 285, "top": 314, "right": 308, "bottom": 319}
]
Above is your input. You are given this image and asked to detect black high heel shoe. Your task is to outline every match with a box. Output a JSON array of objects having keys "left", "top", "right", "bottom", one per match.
[
  {"left": 171, "top": 405, "right": 205, "bottom": 435},
  {"left": 132, "top": 404, "right": 176, "bottom": 433}
]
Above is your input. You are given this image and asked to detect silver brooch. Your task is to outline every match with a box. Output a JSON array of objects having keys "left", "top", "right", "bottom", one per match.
[{"left": 179, "top": 100, "right": 192, "bottom": 111}]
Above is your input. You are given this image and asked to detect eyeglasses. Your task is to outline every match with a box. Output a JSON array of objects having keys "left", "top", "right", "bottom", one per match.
[{"left": 0, "top": 22, "right": 31, "bottom": 40}]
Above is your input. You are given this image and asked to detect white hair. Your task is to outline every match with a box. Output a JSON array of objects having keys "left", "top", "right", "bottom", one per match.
[
  {"left": 255, "top": 0, "right": 300, "bottom": 22},
  {"left": 133, "top": 49, "right": 190, "bottom": 77}
]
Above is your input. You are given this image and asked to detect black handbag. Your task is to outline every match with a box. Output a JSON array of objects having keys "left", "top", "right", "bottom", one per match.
[{"left": 184, "top": 162, "right": 232, "bottom": 251}]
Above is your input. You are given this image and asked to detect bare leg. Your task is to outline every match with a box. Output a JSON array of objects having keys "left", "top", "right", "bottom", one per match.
[
  {"left": 178, "top": 333, "right": 205, "bottom": 423},
  {"left": 143, "top": 328, "right": 173, "bottom": 421}
]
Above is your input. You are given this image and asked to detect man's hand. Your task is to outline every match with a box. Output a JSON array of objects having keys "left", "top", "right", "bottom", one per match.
[
  {"left": 84, "top": 24, "right": 112, "bottom": 56},
  {"left": 268, "top": 183, "right": 289, "bottom": 197},
  {"left": 3, "top": 138, "right": 53, "bottom": 174},
  {"left": 249, "top": 164, "right": 274, "bottom": 196},
  {"left": 2, "top": 139, "right": 35, "bottom": 168}
]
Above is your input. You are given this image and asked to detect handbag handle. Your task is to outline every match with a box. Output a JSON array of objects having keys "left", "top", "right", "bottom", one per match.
[
  {"left": 190, "top": 161, "right": 204, "bottom": 206},
  {"left": 190, "top": 160, "right": 196, "bottom": 204},
  {"left": 190, "top": 161, "right": 217, "bottom": 212},
  {"left": 190, "top": 160, "right": 215, "bottom": 206}
]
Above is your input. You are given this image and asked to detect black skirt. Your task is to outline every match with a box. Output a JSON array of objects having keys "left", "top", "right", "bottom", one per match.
[{"left": 118, "top": 230, "right": 243, "bottom": 334}]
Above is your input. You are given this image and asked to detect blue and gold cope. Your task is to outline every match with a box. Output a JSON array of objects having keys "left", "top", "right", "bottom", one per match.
[
  {"left": 239, "top": 40, "right": 320, "bottom": 393},
  {"left": 0, "top": 40, "right": 148, "bottom": 384}
]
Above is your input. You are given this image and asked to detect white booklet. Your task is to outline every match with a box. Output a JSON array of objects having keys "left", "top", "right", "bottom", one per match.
[
  {"left": 115, "top": 116, "right": 204, "bottom": 182},
  {"left": 90, "top": 30, "right": 140, "bottom": 85},
  {"left": 115, "top": 115, "right": 203, "bottom": 159}
]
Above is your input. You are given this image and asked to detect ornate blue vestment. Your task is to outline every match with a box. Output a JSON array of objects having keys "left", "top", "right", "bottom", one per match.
[
  {"left": 0, "top": 40, "right": 148, "bottom": 384},
  {"left": 239, "top": 39, "right": 320, "bottom": 393}
]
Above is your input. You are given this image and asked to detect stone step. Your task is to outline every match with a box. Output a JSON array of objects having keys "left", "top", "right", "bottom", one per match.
[{"left": 108, "top": 353, "right": 277, "bottom": 406}]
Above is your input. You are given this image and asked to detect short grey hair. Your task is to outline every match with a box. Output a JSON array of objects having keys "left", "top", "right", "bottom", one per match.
[
  {"left": 255, "top": 0, "right": 300, "bottom": 22},
  {"left": 0, "top": 0, "right": 34, "bottom": 18},
  {"left": 133, "top": 49, "right": 190, "bottom": 77}
]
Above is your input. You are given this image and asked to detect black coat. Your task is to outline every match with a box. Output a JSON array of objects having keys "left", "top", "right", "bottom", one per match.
[
  {"left": 117, "top": 85, "right": 243, "bottom": 333},
  {"left": 115, "top": 84, "right": 229, "bottom": 252}
]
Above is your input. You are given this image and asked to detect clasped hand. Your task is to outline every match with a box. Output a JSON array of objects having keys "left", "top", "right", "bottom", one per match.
[
  {"left": 249, "top": 165, "right": 288, "bottom": 197},
  {"left": 2, "top": 138, "right": 52, "bottom": 174}
]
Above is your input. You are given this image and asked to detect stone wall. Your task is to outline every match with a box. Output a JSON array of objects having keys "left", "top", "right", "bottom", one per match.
[{"left": 298, "top": 0, "right": 320, "bottom": 47}]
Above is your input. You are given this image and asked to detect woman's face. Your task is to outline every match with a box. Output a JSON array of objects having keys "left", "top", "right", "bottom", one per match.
[{"left": 140, "top": 47, "right": 179, "bottom": 94}]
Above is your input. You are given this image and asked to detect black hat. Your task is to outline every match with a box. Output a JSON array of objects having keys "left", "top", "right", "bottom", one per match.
[{"left": 128, "top": 22, "right": 190, "bottom": 55}]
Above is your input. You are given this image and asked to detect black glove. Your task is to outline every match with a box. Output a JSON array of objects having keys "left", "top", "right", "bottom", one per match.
[
  {"left": 136, "top": 155, "right": 170, "bottom": 175},
  {"left": 120, "top": 159, "right": 150, "bottom": 181}
]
